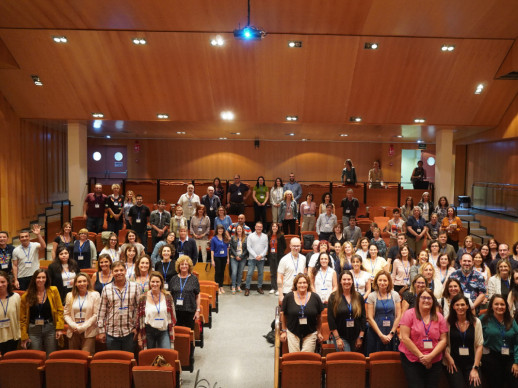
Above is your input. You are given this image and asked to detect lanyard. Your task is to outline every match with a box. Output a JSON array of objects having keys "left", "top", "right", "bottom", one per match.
[
  {"left": 100, "top": 271, "right": 111, "bottom": 287},
  {"left": 370, "top": 258, "right": 378, "bottom": 275},
  {"left": 0, "top": 296, "right": 9, "bottom": 318},
  {"left": 440, "top": 268, "right": 447, "bottom": 283},
  {"left": 403, "top": 261, "right": 410, "bottom": 279},
  {"left": 379, "top": 294, "right": 391, "bottom": 317},
  {"left": 77, "top": 292, "right": 87, "bottom": 315},
  {"left": 126, "top": 263, "right": 134, "bottom": 279},
  {"left": 422, "top": 319, "right": 432, "bottom": 339},
  {"left": 114, "top": 284, "right": 128, "bottom": 306},
  {"left": 291, "top": 254, "right": 300, "bottom": 274},
  {"left": 179, "top": 275, "right": 190, "bottom": 297},
  {"left": 353, "top": 272, "right": 360, "bottom": 291},
  {"left": 455, "top": 322, "right": 467, "bottom": 346},
  {"left": 179, "top": 240, "right": 185, "bottom": 252},
  {"left": 154, "top": 292, "right": 161, "bottom": 315},
  {"left": 319, "top": 268, "right": 328, "bottom": 286},
  {"left": 37, "top": 289, "right": 47, "bottom": 318},
  {"left": 342, "top": 295, "right": 353, "bottom": 318},
  {"left": 63, "top": 265, "right": 71, "bottom": 280},
  {"left": 22, "top": 245, "right": 31, "bottom": 261},
  {"left": 162, "top": 261, "right": 171, "bottom": 280},
  {"left": 297, "top": 291, "right": 308, "bottom": 317},
  {"left": 78, "top": 241, "right": 85, "bottom": 255},
  {"left": 495, "top": 318, "right": 507, "bottom": 344},
  {"left": 138, "top": 274, "right": 149, "bottom": 293}
]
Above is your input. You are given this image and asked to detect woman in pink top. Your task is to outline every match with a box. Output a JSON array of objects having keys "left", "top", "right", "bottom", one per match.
[{"left": 399, "top": 288, "right": 448, "bottom": 388}]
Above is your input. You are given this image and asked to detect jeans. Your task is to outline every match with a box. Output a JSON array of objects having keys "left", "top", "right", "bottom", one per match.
[
  {"left": 231, "top": 257, "right": 247, "bottom": 289},
  {"left": 107, "top": 219, "right": 123, "bottom": 236},
  {"left": 331, "top": 335, "right": 352, "bottom": 352},
  {"left": 106, "top": 333, "right": 135, "bottom": 352},
  {"left": 145, "top": 325, "right": 171, "bottom": 349},
  {"left": 269, "top": 253, "right": 280, "bottom": 291},
  {"left": 245, "top": 259, "right": 265, "bottom": 289},
  {"left": 400, "top": 353, "right": 443, "bottom": 388},
  {"left": 214, "top": 256, "right": 227, "bottom": 287},
  {"left": 87, "top": 216, "right": 104, "bottom": 234},
  {"left": 28, "top": 322, "right": 56, "bottom": 357}
]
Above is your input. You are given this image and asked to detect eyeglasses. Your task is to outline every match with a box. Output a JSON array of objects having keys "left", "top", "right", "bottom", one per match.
[{"left": 420, "top": 296, "right": 433, "bottom": 301}]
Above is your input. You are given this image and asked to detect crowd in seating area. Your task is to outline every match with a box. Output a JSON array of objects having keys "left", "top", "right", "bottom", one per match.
[{"left": 1, "top": 167, "right": 518, "bottom": 387}]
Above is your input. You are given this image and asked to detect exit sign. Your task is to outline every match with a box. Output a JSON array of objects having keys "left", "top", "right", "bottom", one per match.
[{"left": 418, "top": 143, "right": 427, "bottom": 150}]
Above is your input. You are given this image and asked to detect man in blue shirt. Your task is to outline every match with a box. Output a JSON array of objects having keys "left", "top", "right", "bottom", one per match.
[
  {"left": 283, "top": 173, "right": 302, "bottom": 203},
  {"left": 449, "top": 253, "right": 486, "bottom": 309}
]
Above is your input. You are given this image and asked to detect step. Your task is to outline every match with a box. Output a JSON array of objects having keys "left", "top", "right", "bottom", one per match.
[
  {"left": 459, "top": 215, "right": 475, "bottom": 221},
  {"left": 457, "top": 209, "right": 470, "bottom": 216},
  {"left": 462, "top": 220, "right": 480, "bottom": 230},
  {"left": 470, "top": 227, "right": 487, "bottom": 236},
  {"left": 472, "top": 235, "right": 493, "bottom": 245}
]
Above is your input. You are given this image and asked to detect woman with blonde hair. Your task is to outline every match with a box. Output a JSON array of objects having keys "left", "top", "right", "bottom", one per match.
[
  {"left": 279, "top": 190, "right": 298, "bottom": 234},
  {"left": 169, "top": 256, "right": 200, "bottom": 330},
  {"left": 64, "top": 272, "right": 100, "bottom": 355},
  {"left": 106, "top": 183, "right": 125, "bottom": 236},
  {"left": 123, "top": 190, "right": 136, "bottom": 230},
  {"left": 419, "top": 261, "right": 443, "bottom": 299},
  {"left": 52, "top": 222, "right": 75, "bottom": 259}
]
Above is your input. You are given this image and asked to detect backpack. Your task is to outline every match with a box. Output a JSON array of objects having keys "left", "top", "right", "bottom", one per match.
[{"left": 303, "top": 234, "right": 315, "bottom": 250}]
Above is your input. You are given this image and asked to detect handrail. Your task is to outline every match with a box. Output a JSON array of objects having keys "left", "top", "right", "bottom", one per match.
[{"left": 274, "top": 305, "right": 281, "bottom": 388}]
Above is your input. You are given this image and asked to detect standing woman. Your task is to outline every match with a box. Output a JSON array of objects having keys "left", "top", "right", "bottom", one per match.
[
  {"left": 335, "top": 241, "right": 354, "bottom": 275},
  {"left": 328, "top": 270, "right": 366, "bottom": 352},
  {"left": 190, "top": 204, "right": 210, "bottom": 263},
  {"left": 456, "top": 235, "right": 478, "bottom": 265},
  {"left": 123, "top": 190, "right": 136, "bottom": 230},
  {"left": 406, "top": 206, "right": 428, "bottom": 254},
  {"left": 350, "top": 255, "right": 371, "bottom": 298},
  {"left": 410, "top": 249, "right": 430, "bottom": 283},
  {"left": 443, "top": 294, "right": 483, "bottom": 388},
  {"left": 0, "top": 271, "right": 21, "bottom": 355},
  {"left": 392, "top": 246, "right": 415, "bottom": 293},
  {"left": 122, "top": 245, "right": 139, "bottom": 281},
  {"left": 92, "top": 254, "right": 113, "bottom": 294},
  {"left": 267, "top": 223, "right": 285, "bottom": 296},
  {"left": 170, "top": 206, "right": 188, "bottom": 237},
  {"left": 310, "top": 252, "right": 337, "bottom": 305},
  {"left": 355, "top": 237, "right": 370, "bottom": 260},
  {"left": 229, "top": 224, "right": 249, "bottom": 294},
  {"left": 418, "top": 192, "right": 434, "bottom": 222},
  {"left": 436, "top": 253, "right": 455, "bottom": 286},
  {"left": 508, "top": 269, "right": 518, "bottom": 319},
  {"left": 106, "top": 183, "right": 125, "bottom": 236},
  {"left": 400, "top": 197, "right": 414, "bottom": 222},
  {"left": 136, "top": 272, "right": 175, "bottom": 350},
  {"left": 401, "top": 275, "right": 429, "bottom": 316},
  {"left": 419, "top": 262, "right": 443, "bottom": 299},
  {"left": 473, "top": 252, "right": 491, "bottom": 286},
  {"left": 488, "top": 239, "right": 500, "bottom": 262},
  {"left": 64, "top": 272, "right": 100, "bottom": 355},
  {"left": 214, "top": 206, "right": 232, "bottom": 233},
  {"left": 252, "top": 176, "right": 269, "bottom": 225},
  {"left": 363, "top": 244, "right": 389, "bottom": 281},
  {"left": 280, "top": 273, "right": 324, "bottom": 353},
  {"left": 132, "top": 255, "right": 151, "bottom": 294},
  {"left": 150, "top": 231, "right": 176, "bottom": 268},
  {"left": 319, "top": 192, "right": 335, "bottom": 216},
  {"left": 211, "top": 224, "right": 230, "bottom": 294},
  {"left": 438, "top": 278, "right": 474, "bottom": 319},
  {"left": 365, "top": 270, "right": 401, "bottom": 355},
  {"left": 279, "top": 190, "right": 298, "bottom": 235},
  {"left": 480, "top": 295, "right": 518, "bottom": 387},
  {"left": 213, "top": 177, "right": 225, "bottom": 204},
  {"left": 399, "top": 289, "right": 448, "bottom": 387},
  {"left": 300, "top": 193, "right": 317, "bottom": 232},
  {"left": 169, "top": 256, "right": 200, "bottom": 330},
  {"left": 73, "top": 228, "right": 97, "bottom": 270},
  {"left": 120, "top": 229, "right": 145, "bottom": 260},
  {"left": 368, "top": 160, "right": 384, "bottom": 188},
  {"left": 155, "top": 244, "right": 176, "bottom": 288},
  {"left": 441, "top": 206, "right": 463, "bottom": 251},
  {"left": 48, "top": 246, "right": 80, "bottom": 304},
  {"left": 100, "top": 232, "right": 121, "bottom": 262},
  {"left": 20, "top": 269, "right": 64, "bottom": 356},
  {"left": 428, "top": 240, "right": 441, "bottom": 268},
  {"left": 270, "top": 178, "right": 284, "bottom": 225},
  {"left": 329, "top": 223, "right": 346, "bottom": 249},
  {"left": 341, "top": 159, "right": 357, "bottom": 185},
  {"left": 52, "top": 222, "right": 75, "bottom": 259},
  {"left": 434, "top": 196, "right": 449, "bottom": 225},
  {"left": 488, "top": 259, "right": 512, "bottom": 300}
]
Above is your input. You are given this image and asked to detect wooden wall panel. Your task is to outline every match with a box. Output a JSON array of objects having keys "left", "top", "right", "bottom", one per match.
[
  {"left": 475, "top": 214, "right": 518, "bottom": 246},
  {"left": 0, "top": 93, "right": 68, "bottom": 237}
]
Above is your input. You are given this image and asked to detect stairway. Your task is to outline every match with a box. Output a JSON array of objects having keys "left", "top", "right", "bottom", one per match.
[{"left": 457, "top": 208, "right": 493, "bottom": 245}]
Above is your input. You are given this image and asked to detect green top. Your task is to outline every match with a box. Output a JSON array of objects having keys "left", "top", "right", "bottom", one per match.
[
  {"left": 480, "top": 314, "right": 518, "bottom": 363},
  {"left": 253, "top": 185, "right": 268, "bottom": 203}
]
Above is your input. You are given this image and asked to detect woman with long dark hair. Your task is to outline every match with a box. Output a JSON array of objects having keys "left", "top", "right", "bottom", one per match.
[
  {"left": 252, "top": 176, "right": 269, "bottom": 225},
  {"left": 48, "top": 245, "right": 80, "bottom": 304},
  {"left": 267, "top": 223, "right": 285, "bottom": 296}
]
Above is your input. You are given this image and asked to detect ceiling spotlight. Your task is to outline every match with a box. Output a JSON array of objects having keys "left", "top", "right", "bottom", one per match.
[
  {"left": 92, "top": 113, "right": 104, "bottom": 118},
  {"left": 288, "top": 41, "right": 302, "bottom": 48},
  {"left": 230, "top": 132, "right": 241, "bottom": 135},
  {"left": 441, "top": 45, "right": 455, "bottom": 52},
  {"left": 106, "top": 135, "right": 111, "bottom": 139},
  {"left": 301, "top": 138, "right": 308, "bottom": 141},
  {"left": 417, "top": 139, "right": 424, "bottom": 143},
  {"left": 364, "top": 42, "right": 378, "bottom": 50},
  {"left": 210, "top": 35, "right": 225, "bottom": 46},
  {"left": 474, "top": 83, "right": 484, "bottom": 95},
  {"left": 340, "top": 134, "right": 349, "bottom": 137},
  {"left": 221, "top": 111, "right": 235, "bottom": 120},
  {"left": 219, "top": 137, "right": 228, "bottom": 140},
  {"left": 286, "top": 116, "right": 298, "bottom": 121},
  {"left": 52, "top": 36, "right": 68, "bottom": 43},
  {"left": 396, "top": 135, "right": 403, "bottom": 138},
  {"left": 31, "top": 75, "right": 43, "bottom": 86},
  {"left": 176, "top": 131, "right": 186, "bottom": 134},
  {"left": 157, "top": 114, "right": 169, "bottom": 119},
  {"left": 132, "top": 38, "right": 147, "bottom": 45},
  {"left": 350, "top": 116, "right": 362, "bottom": 122},
  {"left": 414, "top": 118, "right": 426, "bottom": 123},
  {"left": 93, "top": 120, "right": 102, "bottom": 129}
]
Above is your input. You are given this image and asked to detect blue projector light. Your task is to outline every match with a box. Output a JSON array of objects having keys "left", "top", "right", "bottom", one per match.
[{"left": 233, "top": 26, "right": 265, "bottom": 41}]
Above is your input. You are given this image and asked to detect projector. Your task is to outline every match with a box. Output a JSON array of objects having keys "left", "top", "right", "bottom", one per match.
[{"left": 233, "top": 26, "right": 266, "bottom": 41}]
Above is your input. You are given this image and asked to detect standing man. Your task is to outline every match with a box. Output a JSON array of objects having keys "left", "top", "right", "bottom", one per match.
[
  {"left": 340, "top": 189, "right": 359, "bottom": 227},
  {"left": 489, "top": 243, "right": 516, "bottom": 274},
  {"left": 343, "top": 217, "right": 362, "bottom": 246},
  {"left": 277, "top": 237, "right": 306, "bottom": 304},
  {"left": 315, "top": 204, "right": 337, "bottom": 241},
  {"left": 83, "top": 183, "right": 107, "bottom": 233},
  {"left": 12, "top": 225, "right": 46, "bottom": 290},
  {"left": 411, "top": 160, "right": 427, "bottom": 189},
  {"left": 228, "top": 214, "right": 252, "bottom": 236},
  {"left": 177, "top": 184, "right": 200, "bottom": 228},
  {"left": 176, "top": 227, "right": 198, "bottom": 265},
  {"left": 149, "top": 199, "right": 171, "bottom": 249},
  {"left": 0, "top": 231, "right": 15, "bottom": 275},
  {"left": 227, "top": 175, "right": 250, "bottom": 216},
  {"left": 97, "top": 261, "right": 141, "bottom": 351},
  {"left": 201, "top": 186, "right": 221, "bottom": 230},
  {"left": 437, "top": 231, "right": 456, "bottom": 262},
  {"left": 387, "top": 233, "right": 414, "bottom": 260},
  {"left": 245, "top": 222, "right": 268, "bottom": 296},
  {"left": 283, "top": 173, "right": 302, "bottom": 203},
  {"left": 449, "top": 254, "right": 486, "bottom": 309},
  {"left": 128, "top": 194, "right": 151, "bottom": 252}
]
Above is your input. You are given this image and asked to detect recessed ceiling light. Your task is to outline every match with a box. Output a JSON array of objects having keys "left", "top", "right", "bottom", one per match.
[
  {"left": 441, "top": 45, "right": 455, "bottom": 52},
  {"left": 474, "top": 83, "right": 484, "bottom": 95},
  {"left": 132, "top": 38, "right": 147, "bottom": 45},
  {"left": 414, "top": 118, "right": 426, "bottom": 123},
  {"left": 230, "top": 132, "right": 241, "bottom": 135},
  {"left": 417, "top": 139, "right": 424, "bottom": 143},
  {"left": 219, "top": 137, "right": 227, "bottom": 140},
  {"left": 340, "top": 134, "right": 348, "bottom": 137},
  {"left": 349, "top": 116, "right": 362, "bottom": 122},
  {"left": 210, "top": 35, "right": 225, "bottom": 46},
  {"left": 176, "top": 131, "right": 186, "bottom": 135},
  {"left": 364, "top": 42, "right": 378, "bottom": 50},
  {"left": 31, "top": 75, "right": 43, "bottom": 86},
  {"left": 301, "top": 138, "right": 309, "bottom": 141},
  {"left": 157, "top": 114, "right": 169, "bottom": 119},
  {"left": 288, "top": 41, "right": 302, "bottom": 48},
  {"left": 93, "top": 120, "right": 102, "bottom": 129},
  {"left": 92, "top": 113, "right": 104, "bottom": 118},
  {"left": 106, "top": 135, "right": 111, "bottom": 139},
  {"left": 52, "top": 36, "right": 67, "bottom": 43},
  {"left": 221, "top": 111, "right": 235, "bottom": 120},
  {"left": 286, "top": 115, "right": 298, "bottom": 121},
  {"left": 396, "top": 135, "right": 403, "bottom": 138}
]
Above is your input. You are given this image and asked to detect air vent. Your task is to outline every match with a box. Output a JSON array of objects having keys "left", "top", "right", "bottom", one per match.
[{"left": 496, "top": 71, "right": 518, "bottom": 80}]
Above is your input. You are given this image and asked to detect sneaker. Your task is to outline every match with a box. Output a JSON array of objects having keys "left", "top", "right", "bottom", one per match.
[
  {"left": 269, "top": 289, "right": 275, "bottom": 294},
  {"left": 275, "top": 291, "right": 279, "bottom": 296}
]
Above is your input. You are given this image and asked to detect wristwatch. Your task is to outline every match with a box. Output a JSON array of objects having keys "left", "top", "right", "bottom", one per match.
[
  {"left": 472, "top": 365, "right": 480, "bottom": 370},
  {"left": 390, "top": 331, "right": 395, "bottom": 335}
]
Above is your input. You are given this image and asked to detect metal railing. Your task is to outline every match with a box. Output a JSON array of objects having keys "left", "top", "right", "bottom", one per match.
[
  {"left": 472, "top": 182, "right": 518, "bottom": 218},
  {"left": 274, "top": 305, "right": 281, "bottom": 388}
]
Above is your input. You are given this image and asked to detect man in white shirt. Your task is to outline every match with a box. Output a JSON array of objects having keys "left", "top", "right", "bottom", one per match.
[
  {"left": 277, "top": 237, "right": 306, "bottom": 304},
  {"left": 177, "top": 184, "right": 200, "bottom": 227},
  {"left": 245, "top": 222, "right": 268, "bottom": 296},
  {"left": 12, "top": 224, "right": 46, "bottom": 290}
]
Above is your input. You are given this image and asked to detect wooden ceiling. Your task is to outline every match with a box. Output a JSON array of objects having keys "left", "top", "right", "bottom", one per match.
[{"left": 0, "top": 0, "right": 517, "bottom": 143}]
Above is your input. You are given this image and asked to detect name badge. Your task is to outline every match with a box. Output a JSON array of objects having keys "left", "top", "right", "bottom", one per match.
[
  {"left": 220, "top": 250, "right": 224, "bottom": 255},
  {"left": 155, "top": 318, "right": 164, "bottom": 321},
  {"left": 0, "top": 319, "right": 10, "bottom": 328},
  {"left": 271, "top": 248, "right": 276, "bottom": 253},
  {"left": 210, "top": 207, "right": 214, "bottom": 211},
  {"left": 346, "top": 178, "right": 351, "bottom": 182},
  {"left": 95, "top": 204, "right": 100, "bottom": 208},
  {"left": 299, "top": 317, "right": 307, "bottom": 325},
  {"left": 459, "top": 346, "right": 469, "bottom": 356},
  {"left": 464, "top": 292, "right": 471, "bottom": 299},
  {"left": 178, "top": 252, "right": 184, "bottom": 256},
  {"left": 35, "top": 318, "right": 45, "bottom": 325},
  {"left": 423, "top": 339, "right": 433, "bottom": 349},
  {"left": 164, "top": 283, "right": 169, "bottom": 290},
  {"left": 345, "top": 209, "right": 351, "bottom": 214},
  {"left": 416, "top": 228, "right": 422, "bottom": 233},
  {"left": 198, "top": 227, "right": 203, "bottom": 232},
  {"left": 1, "top": 264, "right": 7, "bottom": 269},
  {"left": 74, "top": 312, "right": 85, "bottom": 323},
  {"left": 237, "top": 192, "right": 242, "bottom": 196},
  {"left": 346, "top": 319, "right": 354, "bottom": 328},
  {"left": 502, "top": 346, "right": 510, "bottom": 355},
  {"left": 382, "top": 320, "right": 391, "bottom": 327},
  {"left": 176, "top": 298, "right": 184, "bottom": 306},
  {"left": 25, "top": 261, "right": 32, "bottom": 268},
  {"left": 118, "top": 306, "right": 128, "bottom": 311},
  {"left": 136, "top": 219, "right": 142, "bottom": 223},
  {"left": 78, "top": 255, "right": 84, "bottom": 261},
  {"left": 64, "top": 280, "right": 73, "bottom": 288}
]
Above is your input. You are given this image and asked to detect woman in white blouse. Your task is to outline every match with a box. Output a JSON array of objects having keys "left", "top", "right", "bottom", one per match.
[
  {"left": 100, "top": 232, "right": 121, "bottom": 262},
  {"left": 270, "top": 178, "right": 284, "bottom": 224},
  {"left": 310, "top": 252, "right": 337, "bottom": 304},
  {"left": 64, "top": 272, "right": 100, "bottom": 355}
]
